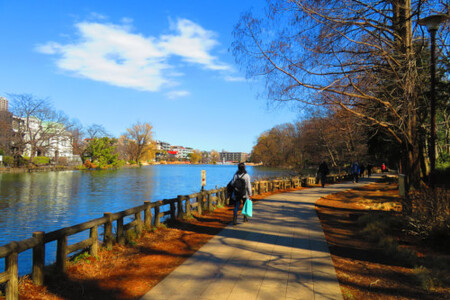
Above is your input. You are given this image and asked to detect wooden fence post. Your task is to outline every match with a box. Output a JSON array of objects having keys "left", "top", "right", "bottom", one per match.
[
  {"left": 169, "top": 200, "right": 176, "bottom": 221},
  {"left": 224, "top": 189, "right": 229, "bottom": 205},
  {"left": 90, "top": 226, "right": 98, "bottom": 256},
  {"left": 135, "top": 212, "right": 143, "bottom": 236},
  {"left": 56, "top": 236, "right": 67, "bottom": 273},
  {"left": 185, "top": 196, "right": 191, "bottom": 217},
  {"left": 197, "top": 194, "right": 203, "bottom": 214},
  {"left": 154, "top": 202, "right": 161, "bottom": 227},
  {"left": 117, "top": 218, "right": 125, "bottom": 245},
  {"left": 32, "top": 232, "right": 45, "bottom": 286},
  {"left": 207, "top": 191, "right": 212, "bottom": 211},
  {"left": 217, "top": 191, "right": 221, "bottom": 206},
  {"left": 103, "top": 212, "right": 113, "bottom": 250},
  {"left": 144, "top": 201, "right": 152, "bottom": 229},
  {"left": 6, "top": 242, "right": 18, "bottom": 300},
  {"left": 177, "top": 195, "right": 184, "bottom": 219}
]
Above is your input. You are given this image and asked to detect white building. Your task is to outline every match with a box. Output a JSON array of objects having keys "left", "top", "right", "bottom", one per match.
[
  {"left": 156, "top": 141, "right": 171, "bottom": 151},
  {"left": 171, "top": 146, "right": 194, "bottom": 159},
  {"left": 13, "top": 116, "right": 80, "bottom": 164}
]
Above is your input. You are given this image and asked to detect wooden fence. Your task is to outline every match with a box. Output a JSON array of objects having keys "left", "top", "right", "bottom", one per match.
[{"left": 0, "top": 174, "right": 350, "bottom": 299}]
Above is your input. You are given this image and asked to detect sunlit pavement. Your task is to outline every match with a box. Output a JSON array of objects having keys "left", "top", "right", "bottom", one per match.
[{"left": 141, "top": 175, "right": 382, "bottom": 300}]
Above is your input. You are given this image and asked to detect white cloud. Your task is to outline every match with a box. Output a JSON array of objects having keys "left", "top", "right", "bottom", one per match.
[
  {"left": 224, "top": 75, "right": 246, "bottom": 82},
  {"left": 36, "top": 42, "right": 61, "bottom": 54},
  {"left": 160, "top": 19, "right": 230, "bottom": 71},
  {"left": 89, "top": 12, "right": 108, "bottom": 20},
  {"left": 166, "top": 90, "right": 190, "bottom": 99},
  {"left": 36, "top": 18, "right": 232, "bottom": 92}
]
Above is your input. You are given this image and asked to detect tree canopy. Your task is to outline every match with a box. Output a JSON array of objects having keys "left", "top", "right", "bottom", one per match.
[
  {"left": 233, "top": 0, "right": 449, "bottom": 187},
  {"left": 121, "top": 122, "right": 154, "bottom": 163}
]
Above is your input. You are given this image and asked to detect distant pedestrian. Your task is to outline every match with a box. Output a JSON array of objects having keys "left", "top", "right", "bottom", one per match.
[
  {"left": 381, "top": 163, "right": 387, "bottom": 173},
  {"left": 318, "top": 161, "right": 329, "bottom": 188},
  {"left": 228, "top": 162, "right": 252, "bottom": 225},
  {"left": 351, "top": 161, "right": 360, "bottom": 183},
  {"left": 367, "top": 164, "right": 373, "bottom": 177},
  {"left": 360, "top": 164, "right": 365, "bottom": 178}
]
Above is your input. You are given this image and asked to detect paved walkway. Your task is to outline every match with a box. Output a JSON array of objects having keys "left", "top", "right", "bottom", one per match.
[{"left": 141, "top": 176, "right": 380, "bottom": 300}]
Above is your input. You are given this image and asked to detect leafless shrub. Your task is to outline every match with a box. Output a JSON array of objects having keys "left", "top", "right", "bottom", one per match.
[{"left": 406, "top": 188, "right": 450, "bottom": 245}]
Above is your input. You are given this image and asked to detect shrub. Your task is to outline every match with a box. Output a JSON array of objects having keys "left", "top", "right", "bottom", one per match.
[
  {"left": 413, "top": 266, "right": 440, "bottom": 291},
  {"left": 57, "top": 157, "right": 68, "bottom": 165},
  {"left": 83, "top": 159, "right": 98, "bottom": 169},
  {"left": 71, "top": 251, "right": 92, "bottom": 265},
  {"left": 406, "top": 188, "right": 450, "bottom": 247},
  {"left": 32, "top": 156, "right": 50, "bottom": 166},
  {"left": 3, "top": 156, "right": 13, "bottom": 167},
  {"left": 126, "top": 229, "right": 138, "bottom": 244},
  {"left": 358, "top": 213, "right": 401, "bottom": 241},
  {"left": 18, "top": 156, "right": 29, "bottom": 166},
  {"left": 115, "top": 159, "right": 126, "bottom": 168},
  {"left": 360, "top": 220, "right": 386, "bottom": 242},
  {"left": 128, "top": 160, "right": 137, "bottom": 165},
  {"left": 436, "top": 152, "right": 450, "bottom": 170}
]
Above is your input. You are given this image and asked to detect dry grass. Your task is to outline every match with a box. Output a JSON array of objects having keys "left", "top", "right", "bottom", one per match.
[{"left": 316, "top": 180, "right": 450, "bottom": 299}]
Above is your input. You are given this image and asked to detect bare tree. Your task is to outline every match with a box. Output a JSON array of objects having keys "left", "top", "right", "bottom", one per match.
[
  {"left": 210, "top": 150, "right": 220, "bottom": 163},
  {"left": 201, "top": 151, "right": 210, "bottom": 164},
  {"left": 69, "top": 122, "right": 110, "bottom": 163},
  {"left": 232, "top": 0, "right": 449, "bottom": 187},
  {"left": 122, "top": 122, "right": 154, "bottom": 163},
  {"left": 9, "top": 94, "right": 71, "bottom": 165},
  {"left": 86, "top": 124, "right": 110, "bottom": 139}
]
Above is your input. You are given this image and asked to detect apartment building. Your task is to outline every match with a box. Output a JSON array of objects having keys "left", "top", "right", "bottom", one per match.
[
  {"left": 0, "top": 97, "right": 13, "bottom": 152},
  {"left": 220, "top": 151, "right": 249, "bottom": 163}
]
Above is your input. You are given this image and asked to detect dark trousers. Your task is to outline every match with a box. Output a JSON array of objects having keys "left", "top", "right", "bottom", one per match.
[
  {"left": 353, "top": 172, "right": 359, "bottom": 183},
  {"left": 233, "top": 196, "right": 245, "bottom": 218}
]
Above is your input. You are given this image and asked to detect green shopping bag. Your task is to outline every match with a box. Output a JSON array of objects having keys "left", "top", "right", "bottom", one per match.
[{"left": 242, "top": 199, "right": 253, "bottom": 217}]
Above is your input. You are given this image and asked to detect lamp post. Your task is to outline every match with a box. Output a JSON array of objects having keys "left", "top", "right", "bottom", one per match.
[{"left": 418, "top": 14, "right": 448, "bottom": 188}]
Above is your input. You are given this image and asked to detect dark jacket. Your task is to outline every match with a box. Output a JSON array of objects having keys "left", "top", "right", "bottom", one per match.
[{"left": 318, "top": 162, "right": 329, "bottom": 176}]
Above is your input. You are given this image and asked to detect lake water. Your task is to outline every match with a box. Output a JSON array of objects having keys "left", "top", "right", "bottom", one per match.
[{"left": 0, "top": 164, "right": 291, "bottom": 275}]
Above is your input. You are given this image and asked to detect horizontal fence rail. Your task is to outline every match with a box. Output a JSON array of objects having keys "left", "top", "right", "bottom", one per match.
[{"left": 0, "top": 174, "right": 351, "bottom": 299}]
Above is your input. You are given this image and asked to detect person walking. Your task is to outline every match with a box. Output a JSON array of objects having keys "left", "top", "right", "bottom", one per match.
[
  {"left": 318, "top": 161, "right": 329, "bottom": 188},
  {"left": 229, "top": 162, "right": 252, "bottom": 225},
  {"left": 360, "top": 163, "right": 365, "bottom": 178},
  {"left": 351, "top": 161, "right": 360, "bottom": 183},
  {"left": 367, "top": 163, "right": 373, "bottom": 177}
]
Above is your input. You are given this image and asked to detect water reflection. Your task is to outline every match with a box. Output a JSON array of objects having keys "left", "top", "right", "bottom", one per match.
[{"left": 0, "top": 165, "right": 289, "bottom": 274}]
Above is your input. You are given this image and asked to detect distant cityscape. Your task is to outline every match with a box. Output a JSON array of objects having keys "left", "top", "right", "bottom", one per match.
[
  {"left": 155, "top": 141, "right": 249, "bottom": 163},
  {"left": 0, "top": 96, "right": 249, "bottom": 165}
]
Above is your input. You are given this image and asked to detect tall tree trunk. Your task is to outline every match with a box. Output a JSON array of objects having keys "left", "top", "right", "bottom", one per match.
[{"left": 393, "top": 0, "right": 421, "bottom": 188}]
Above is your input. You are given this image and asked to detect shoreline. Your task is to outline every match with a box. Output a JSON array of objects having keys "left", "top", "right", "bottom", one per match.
[
  {"left": 0, "top": 162, "right": 265, "bottom": 174},
  {"left": 0, "top": 165, "right": 79, "bottom": 173}
]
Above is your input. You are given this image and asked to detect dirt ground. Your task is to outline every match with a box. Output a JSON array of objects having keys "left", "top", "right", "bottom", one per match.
[
  {"left": 316, "top": 180, "right": 450, "bottom": 300},
  {"left": 4, "top": 181, "right": 449, "bottom": 299}
]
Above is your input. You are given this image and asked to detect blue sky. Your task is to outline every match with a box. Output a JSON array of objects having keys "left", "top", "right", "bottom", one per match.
[{"left": 0, "top": 0, "right": 299, "bottom": 152}]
